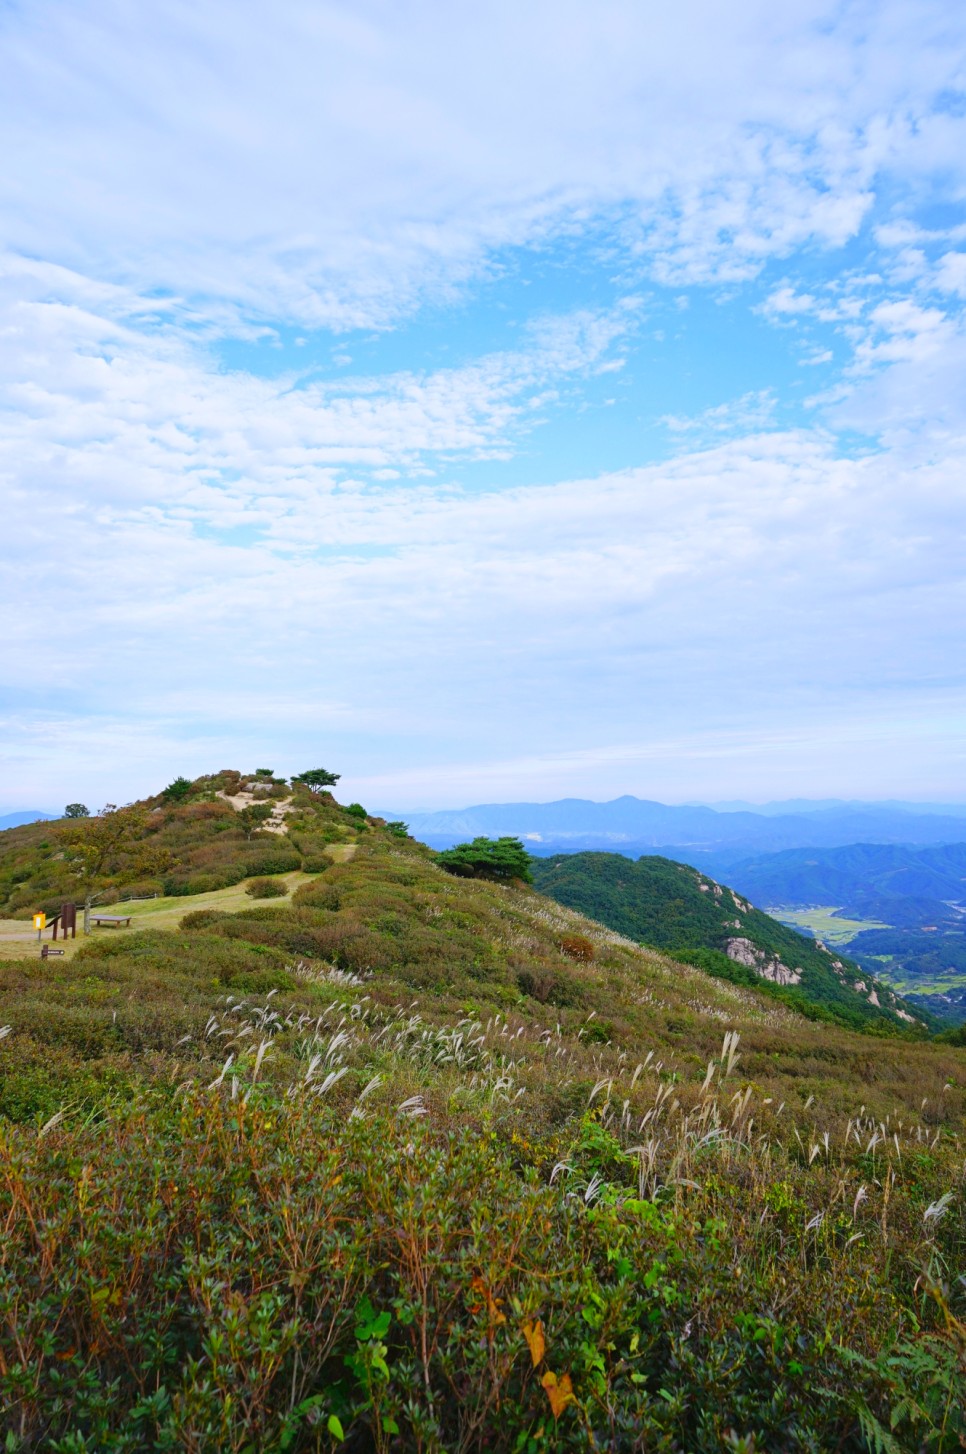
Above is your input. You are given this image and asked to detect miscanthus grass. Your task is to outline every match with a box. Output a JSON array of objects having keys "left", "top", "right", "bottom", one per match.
[{"left": 2, "top": 994, "right": 964, "bottom": 1453}]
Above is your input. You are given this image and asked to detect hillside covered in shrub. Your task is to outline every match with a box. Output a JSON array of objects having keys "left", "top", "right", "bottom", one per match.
[
  {"left": 0, "top": 769, "right": 384, "bottom": 914},
  {"left": 0, "top": 778, "right": 964, "bottom": 1449}
]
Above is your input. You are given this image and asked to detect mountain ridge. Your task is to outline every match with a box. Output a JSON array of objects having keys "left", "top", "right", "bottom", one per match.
[
  {"left": 530, "top": 850, "right": 925, "bottom": 1032},
  {"left": 383, "top": 794, "right": 966, "bottom": 860},
  {"left": 0, "top": 776, "right": 933, "bottom": 1033}
]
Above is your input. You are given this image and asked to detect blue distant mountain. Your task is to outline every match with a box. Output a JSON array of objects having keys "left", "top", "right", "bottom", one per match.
[
  {"left": 727, "top": 843, "right": 966, "bottom": 907},
  {"left": 695, "top": 798, "right": 966, "bottom": 818},
  {"left": 0, "top": 811, "right": 53, "bottom": 830},
  {"left": 382, "top": 796, "right": 966, "bottom": 861},
  {"left": 725, "top": 842, "right": 966, "bottom": 922}
]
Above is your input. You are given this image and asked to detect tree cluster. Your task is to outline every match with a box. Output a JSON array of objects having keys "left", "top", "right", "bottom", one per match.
[{"left": 435, "top": 836, "right": 532, "bottom": 884}]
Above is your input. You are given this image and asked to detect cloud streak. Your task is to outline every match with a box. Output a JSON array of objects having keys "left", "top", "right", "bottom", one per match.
[{"left": 2, "top": 1, "right": 965, "bottom": 325}]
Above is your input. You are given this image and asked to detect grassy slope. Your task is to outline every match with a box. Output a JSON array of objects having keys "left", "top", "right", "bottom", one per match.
[
  {"left": 1, "top": 786, "right": 965, "bottom": 1449},
  {"left": 531, "top": 851, "right": 924, "bottom": 1030}
]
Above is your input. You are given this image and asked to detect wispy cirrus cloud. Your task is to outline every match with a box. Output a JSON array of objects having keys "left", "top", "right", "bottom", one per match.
[
  {"left": 2, "top": 1, "right": 965, "bottom": 326},
  {"left": 0, "top": 262, "right": 641, "bottom": 532},
  {"left": 661, "top": 391, "right": 777, "bottom": 442}
]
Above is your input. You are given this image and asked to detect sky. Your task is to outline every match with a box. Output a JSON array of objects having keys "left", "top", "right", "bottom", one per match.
[{"left": 2, "top": 0, "right": 966, "bottom": 812}]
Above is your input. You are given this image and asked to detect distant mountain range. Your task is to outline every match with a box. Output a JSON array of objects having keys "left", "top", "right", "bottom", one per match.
[
  {"left": 727, "top": 842, "right": 966, "bottom": 926},
  {"left": 378, "top": 796, "right": 966, "bottom": 1026},
  {"left": 0, "top": 811, "right": 52, "bottom": 831},
  {"left": 693, "top": 798, "right": 966, "bottom": 818},
  {"left": 385, "top": 796, "right": 966, "bottom": 866}
]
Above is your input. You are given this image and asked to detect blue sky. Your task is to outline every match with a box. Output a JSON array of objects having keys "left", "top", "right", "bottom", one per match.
[{"left": 2, "top": 0, "right": 966, "bottom": 810}]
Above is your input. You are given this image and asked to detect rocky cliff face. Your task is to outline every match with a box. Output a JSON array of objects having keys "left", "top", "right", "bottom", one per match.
[{"left": 725, "top": 936, "right": 802, "bottom": 985}]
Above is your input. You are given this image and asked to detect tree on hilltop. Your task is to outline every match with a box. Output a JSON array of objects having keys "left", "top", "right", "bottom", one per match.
[
  {"left": 292, "top": 769, "right": 341, "bottom": 793},
  {"left": 61, "top": 804, "right": 175, "bottom": 934},
  {"left": 64, "top": 803, "right": 89, "bottom": 818},
  {"left": 162, "top": 776, "right": 194, "bottom": 802},
  {"left": 435, "top": 837, "right": 533, "bottom": 885}
]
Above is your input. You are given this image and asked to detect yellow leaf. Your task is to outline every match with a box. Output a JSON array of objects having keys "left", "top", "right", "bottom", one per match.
[
  {"left": 541, "top": 1369, "right": 575, "bottom": 1419},
  {"left": 469, "top": 1274, "right": 506, "bottom": 1324},
  {"left": 522, "top": 1318, "right": 546, "bottom": 1367}
]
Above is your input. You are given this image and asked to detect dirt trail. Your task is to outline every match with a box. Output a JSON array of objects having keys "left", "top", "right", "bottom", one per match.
[{"left": 216, "top": 789, "right": 294, "bottom": 835}]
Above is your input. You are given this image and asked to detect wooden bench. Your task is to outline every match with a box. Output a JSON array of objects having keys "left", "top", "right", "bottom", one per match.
[{"left": 89, "top": 914, "right": 133, "bottom": 928}]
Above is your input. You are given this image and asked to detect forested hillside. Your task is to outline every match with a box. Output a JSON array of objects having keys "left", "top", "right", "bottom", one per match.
[
  {"left": 530, "top": 852, "right": 925, "bottom": 1031},
  {"left": 727, "top": 841, "right": 966, "bottom": 925}
]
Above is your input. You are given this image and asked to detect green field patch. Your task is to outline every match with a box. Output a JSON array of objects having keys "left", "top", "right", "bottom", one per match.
[
  {"left": 0, "top": 872, "right": 318, "bottom": 960},
  {"left": 766, "top": 905, "right": 889, "bottom": 945}
]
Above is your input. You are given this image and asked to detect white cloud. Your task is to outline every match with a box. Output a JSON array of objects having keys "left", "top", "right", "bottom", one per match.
[
  {"left": 855, "top": 299, "right": 952, "bottom": 366},
  {"left": 4, "top": 390, "right": 966, "bottom": 801},
  {"left": 3, "top": 0, "right": 966, "bottom": 807},
  {"left": 661, "top": 391, "right": 777, "bottom": 439},
  {"left": 0, "top": 262, "right": 639, "bottom": 544},
  {"left": 0, "top": 1, "right": 964, "bottom": 324},
  {"left": 936, "top": 251, "right": 966, "bottom": 298},
  {"left": 763, "top": 286, "right": 818, "bottom": 317}
]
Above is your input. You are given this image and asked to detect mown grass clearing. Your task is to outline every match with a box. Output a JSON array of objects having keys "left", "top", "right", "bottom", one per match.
[{"left": 0, "top": 871, "right": 318, "bottom": 961}]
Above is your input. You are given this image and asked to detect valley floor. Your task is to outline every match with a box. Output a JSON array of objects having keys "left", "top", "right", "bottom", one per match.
[{"left": 768, "top": 904, "right": 889, "bottom": 944}]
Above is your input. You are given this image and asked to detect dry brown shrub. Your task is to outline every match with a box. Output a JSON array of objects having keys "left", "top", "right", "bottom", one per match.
[
  {"left": 174, "top": 802, "right": 231, "bottom": 822},
  {"left": 559, "top": 933, "right": 595, "bottom": 963}
]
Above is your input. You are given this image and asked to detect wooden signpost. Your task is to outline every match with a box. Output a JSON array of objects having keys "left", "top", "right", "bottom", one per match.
[{"left": 33, "top": 903, "right": 77, "bottom": 949}]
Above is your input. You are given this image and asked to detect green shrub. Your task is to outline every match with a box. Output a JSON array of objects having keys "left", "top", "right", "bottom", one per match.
[
  {"left": 115, "top": 880, "right": 164, "bottom": 902},
  {"left": 301, "top": 854, "right": 333, "bottom": 873},
  {"left": 163, "top": 871, "right": 236, "bottom": 896},
  {"left": 515, "top": 962, "right": 588, "bottom": 1007},
  {"left": 2, "top": 1091, "right": 964, "bottom": 1452},
  {"left": 179, "top": 908, "right": 229, "bottom": 929},
  {"left": 242, "top": 846, "right": 301, "bottom": 877},
  {"left": 161, "top": 775, "right": 194, "bottom": 802},
  {"left": 293, "top": 879, "right": 342, "bottom": 911},
  {"left": 246, "top": 876, "right": 288, "bottom": 899},
  {"left": 345, "top": 802, "right": 368, "bottom": 819}
]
